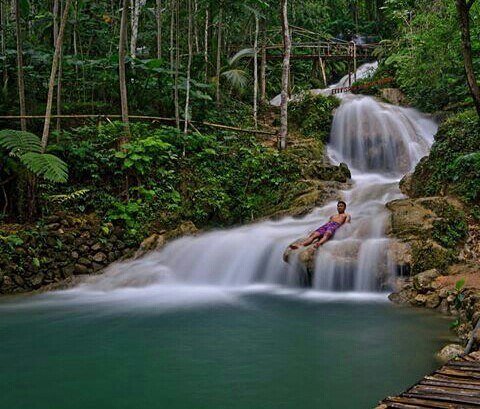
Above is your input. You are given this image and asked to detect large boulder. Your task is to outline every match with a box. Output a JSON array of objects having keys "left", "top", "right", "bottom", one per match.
[
  {"left": 380, "top": 88, "right": 408, "bottom": 106},
  {"left": 436, "top": 344, "right": 464, "bottom": 363},
  {"left": 413, "top": 268, "right": 440, "bottom": 292},
  {"left": 386, "top": 198, "right": 437, "bottom": 240}
]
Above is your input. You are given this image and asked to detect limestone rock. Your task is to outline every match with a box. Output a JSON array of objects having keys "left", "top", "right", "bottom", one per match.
[
  {"left": 413, "top": 269, "right": 440, "bottom": 292},
  {"left": 74, "top": 264, "right": 89, "bottom": 275},
  {"left": 380, "top": 88, "right": 408, "bottom": 106},
  {"left": 92, "top": 252, "right": 107, "bottom": 263},
  {"left": 386, "top": 198, "right": 437, "bottom": 239},
  {"left": 424, "top": 292, "right": 441, "bottom": 309},
  {"left": 436, "top": 344, "right": 464, "bottom": 362},
  {"left": 413, "top": 293, "right": 428, "bottom": 306}
]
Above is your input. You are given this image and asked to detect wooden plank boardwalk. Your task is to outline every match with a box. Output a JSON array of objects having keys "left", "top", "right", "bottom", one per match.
[{"left": 377, "top": 351, "right": 480, "bottom": 408}]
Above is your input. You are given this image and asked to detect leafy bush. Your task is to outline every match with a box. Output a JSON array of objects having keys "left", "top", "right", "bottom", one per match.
[
  {"left": 289, "top": 94, "right": 340, "bottom": 142},
  {"left": 383, "top": 0, "right": 480, "bottom": 112},
  {"left": 47, "top": 122, "right": 299, "bottom": 237},
  {"left": 409, "top": 110, "right": 480, "bottom": 205}
]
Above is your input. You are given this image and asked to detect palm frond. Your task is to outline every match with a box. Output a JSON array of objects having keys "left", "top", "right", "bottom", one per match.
[
  {"left": 0, "top": 129, "right": 42, "bottom": 156},
  {"left": 221, "top": 69, "right": 249, "bottom": 90},
  {"left": 229, "top": 48, "right": 254, "bottom": 65},
  {"left": 19, "top": 152, "right": 68, "bottom": 183}
]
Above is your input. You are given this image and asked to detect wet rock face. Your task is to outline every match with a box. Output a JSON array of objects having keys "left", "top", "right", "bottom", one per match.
[
  {"left": 0, "top": 215, "right": 134, "bottom": 295},
  {"left": 436, "top": 344, "right": 464, "bottom": 363},
  {"left": 379, "top": 88, "right": 408, "bottom": 106},
  {"left": 304, "top": 161, "right": 351, "bottom": 183},
  {"left": 134, "top": 221, "right": 198, "bottom": 259}
]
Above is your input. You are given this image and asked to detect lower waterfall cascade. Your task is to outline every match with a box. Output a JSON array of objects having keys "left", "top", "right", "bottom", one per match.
[{"left": 75, "top": 63, "right": 437, "bottom": 295}]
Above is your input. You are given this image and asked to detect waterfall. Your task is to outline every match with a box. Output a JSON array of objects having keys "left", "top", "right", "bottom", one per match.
[{"left": 77, "top": 63, "right": 437, "bottom": 294}]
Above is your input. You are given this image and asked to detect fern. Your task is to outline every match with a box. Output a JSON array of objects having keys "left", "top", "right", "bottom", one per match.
[
  {"left": 19, "top": 152, "right": 68, "bottom": 183},
  {"left": 0, "top": 130, "right": 42, "bottom": 155},
  {"left": 46, "top": 188, "right": 90, "bottom": 203}
]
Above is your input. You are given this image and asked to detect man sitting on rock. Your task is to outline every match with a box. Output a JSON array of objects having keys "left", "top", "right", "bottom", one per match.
[{"left": 290, "top": 201, "right": 351, "bottom": 249}]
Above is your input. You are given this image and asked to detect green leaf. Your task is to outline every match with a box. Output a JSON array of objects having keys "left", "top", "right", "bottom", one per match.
[
  {"left": 0, "top": 130, "right": 42, "bottom": 155},
  {"left": 455, "top": 278, "right": 465, "bottom": 291},
  {"left": 19, "top": 152, "right": 68, "bottom": 183}
]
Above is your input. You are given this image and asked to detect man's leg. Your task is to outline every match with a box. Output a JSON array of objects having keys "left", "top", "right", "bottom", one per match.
[
  {"left": 313, "top": 231, "right": 332, "bottom": 248},
  {"left": 290, "top": 231, "right": 321, "bottom": 249}
]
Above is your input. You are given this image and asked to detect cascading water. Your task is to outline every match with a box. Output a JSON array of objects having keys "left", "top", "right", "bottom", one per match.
[{"left": 77, "top": 63, "right": 437, "bottom": 295}]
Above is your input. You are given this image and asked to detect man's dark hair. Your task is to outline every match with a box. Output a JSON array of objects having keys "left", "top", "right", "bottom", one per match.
[{"left": 337, "top": 200, "right": 347, "bottom": 207}]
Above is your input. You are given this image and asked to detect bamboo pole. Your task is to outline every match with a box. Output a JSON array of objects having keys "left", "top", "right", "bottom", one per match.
[{"left": 0, "top": 114, "right": 277, "bottom": 135}]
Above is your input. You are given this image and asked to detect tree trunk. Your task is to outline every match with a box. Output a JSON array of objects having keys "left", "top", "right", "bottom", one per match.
[
  {"left": 253, "top": 12, "right": 259, "bottom": 128},
  {"left": 14, "top": 0, "right": 26, "bottom": 131},
  {"left": 155, "top": 0, "right": 162, "bottom": 59},
  {"left": 279, "top": 0, "right": 291, "bottom": 150},
  {"left": 456, "top": 0, "right": 480, "bottom": 117},
  {"left": 53, "top": 0, "right": 59, "bottom": 46},
  {"left": 260, "top": 18, "right": 267, "bottom": 106},
  {"left": 174, "top": 0, "right": 180, "bottom": 128},
  {"left": 119, "top": 0, "right": 131, "bottom": 143},
  {"left": 130, "top": 0, "right": 146, "bottom": 58},
  {"left": 55, "top": 0, "right": 63, "bottom": 133},
  {"left": 193, "top": 0, "right": 199, "bottom": 53},
  {"left": 1, "top": 1, "right": 8, "bottom": 93},
  {"left": 215, "top": 3, "right": 223, "bottom": 105},
  {"left": 41, "top": 0, "right": 72, "bottom": 151},
  {"left": 204, "top": 6, "right": 209, "bottom": 80},
  {"left": 184, "top": 0, "right": 193, "bottom": 134}
]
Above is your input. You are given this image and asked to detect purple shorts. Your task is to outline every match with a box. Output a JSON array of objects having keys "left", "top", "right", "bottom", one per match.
[{"left": 315, "top": 221, "right": 341, "bottom": 236}]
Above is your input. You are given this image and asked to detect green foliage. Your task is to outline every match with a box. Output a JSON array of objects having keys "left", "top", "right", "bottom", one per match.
[
  {"left": 49, "top": 122, "right": 299, "bottom": 235},
  {"left": 19, "top": 153, "right": 68, "bottom": 183},
  {"left": 409, "top": 110, "right": 480, "bottom": 205},
  {"left": 289, "top": 94, "right": 340, "bottom": 142},
  {"left": 383, "top": 0, "right": 480, "bottom": 111},
  {"left": 0, "top": 130, "right": 68, "bottom": 183},
  {"left": 0, "top": 130, "right": 41, "bottom": 154},
  {"left": 431, "top": 205, "right": 468, "bottom": 249},
  {"left": 448, "top": 153, "right": 480, "bottom": 203}
]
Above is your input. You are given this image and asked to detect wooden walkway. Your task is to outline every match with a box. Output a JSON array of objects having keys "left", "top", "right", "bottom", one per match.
[{"left": 377, "top": 351, "right": 480, "bottom": 408}]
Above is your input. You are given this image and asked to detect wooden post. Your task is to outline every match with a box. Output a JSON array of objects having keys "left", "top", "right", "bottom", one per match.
[
  {"left": 320, "top": 57, "right": 327, "bottom": 87},
  {"left": 353, "top": 42, "right": 357, "bottom": 82}
]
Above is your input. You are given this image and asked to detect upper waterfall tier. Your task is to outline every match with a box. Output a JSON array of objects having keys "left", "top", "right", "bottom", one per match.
[{"left": 329, "top": 95, "right": 436, "bottom": 175}]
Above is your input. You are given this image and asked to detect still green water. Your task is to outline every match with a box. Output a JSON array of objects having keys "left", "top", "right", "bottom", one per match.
[{"left": 0, "top": 290, "right": 450, "bottom": 409}]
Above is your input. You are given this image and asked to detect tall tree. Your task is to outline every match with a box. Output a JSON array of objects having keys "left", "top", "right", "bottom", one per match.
[
  {"left": 155, "top": 0, "right": 162, "bottom": 59},
  {"left": 215, "top": 2, "right": 223, "bottom": 105},
  {"left": 130, "top": 0, "right": 146, "bottom": 58},
  {"left": 259, "top": 18, "right": 267, "bottom": 106},
  {"left": 456, "top": 0, "right": 480, "bottom": 117},
  {"left": 41, "top": 0, "right": 73, "bottom": 150},
  {"left": 119, "top": 0, "right": 131, "bottom": 142},
  {"left": 253, "top": 10, "right": 259, "bottom": 128},
  {"left": 279, "top": 0, "right": 291, "bottom": 150},
  {"left": 184, "top": 0, "right": 193, "bottom": 133},
  {"left": 14, "top": 0, "right": 26, "bottom": 131},
  {"left": 204, "top": 6, "right": 209, "bottom": 80}
]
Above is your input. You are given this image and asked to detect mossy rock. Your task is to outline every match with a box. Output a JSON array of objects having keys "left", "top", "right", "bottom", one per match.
[{"left": 410, "top": 240, "right": 457, "bottom": 274}]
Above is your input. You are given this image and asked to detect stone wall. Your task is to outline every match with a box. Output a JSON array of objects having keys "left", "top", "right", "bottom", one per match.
[{"left": 0, "top": 214, "right": 134, "bottom": 294}]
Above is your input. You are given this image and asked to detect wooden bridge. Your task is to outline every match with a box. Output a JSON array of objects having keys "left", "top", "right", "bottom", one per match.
[
  {"left": 378, "top": 351, "right": 480, "bottom": 408},
  {"left": 264, "top": 41, "right": 377, "bottom": 62}
]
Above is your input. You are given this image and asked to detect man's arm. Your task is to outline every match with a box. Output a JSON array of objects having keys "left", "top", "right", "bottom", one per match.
[{"left": 346, "top": 214, "right": 351, "bottom": 223}]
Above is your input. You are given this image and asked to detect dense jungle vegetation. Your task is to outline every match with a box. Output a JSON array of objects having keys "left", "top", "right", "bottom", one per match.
[{"left": 0, "top": 0, "right": 479, "bottom": 245}]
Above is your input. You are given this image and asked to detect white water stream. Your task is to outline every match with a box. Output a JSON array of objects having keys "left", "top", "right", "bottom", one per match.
[{"left": 69, "top": 63, "right": 437, "bottom": 300}]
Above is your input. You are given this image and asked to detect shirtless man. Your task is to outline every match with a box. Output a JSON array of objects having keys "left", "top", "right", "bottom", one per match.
[{"left": 290, "top": 201, "right": 351, "bottom": 249}]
